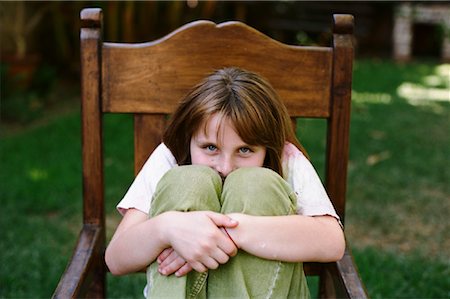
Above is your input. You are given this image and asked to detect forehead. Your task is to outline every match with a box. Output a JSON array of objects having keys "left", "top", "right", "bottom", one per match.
[
  {"left": 197, "top": 113, "right": 230, "bottom": 135},
  {"left": 194, "top": 113, "right": 241, "bottom": 142}
]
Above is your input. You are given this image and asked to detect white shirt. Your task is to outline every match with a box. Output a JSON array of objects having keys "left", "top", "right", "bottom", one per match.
[{"left": 117, "top": 143, "right": 339, "bottom": 222}]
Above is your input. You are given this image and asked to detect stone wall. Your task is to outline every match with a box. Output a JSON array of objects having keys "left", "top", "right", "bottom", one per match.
[{"left": 393, "top": 3, "right": 450, "bottom": 62}]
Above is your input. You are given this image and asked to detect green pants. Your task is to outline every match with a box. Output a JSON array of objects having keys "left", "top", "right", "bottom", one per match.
[{"left": 147, "top": 165, "right": 310, "bottom": 299}]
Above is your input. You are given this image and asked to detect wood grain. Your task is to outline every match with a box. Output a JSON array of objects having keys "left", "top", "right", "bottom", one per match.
[{"left": 102, "top": 21, "right": 333, "bottom": 117}]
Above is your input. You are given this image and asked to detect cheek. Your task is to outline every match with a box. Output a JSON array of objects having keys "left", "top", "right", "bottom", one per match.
[
  {"left": 190, "top": 150, "right": 213, "bottom": 166},
  {"left": 255, "top": 149, "right": 267, "bottom": 166},
  {"left": 256, "top": 152, "right": 266, "bottom": 166},
  {"left": 189, "top": 141, "right": 203, "bottom": 165},
  {"left": 241, "top": 152, "right": 266, "bottom": 167},
  {"left": 190, "top": 149, "right": 201, "bottom": 165}
]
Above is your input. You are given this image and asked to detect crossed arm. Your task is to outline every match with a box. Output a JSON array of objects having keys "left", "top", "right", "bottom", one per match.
[{"left": 105, "top": 208, "right": 345, "bottom": 277}]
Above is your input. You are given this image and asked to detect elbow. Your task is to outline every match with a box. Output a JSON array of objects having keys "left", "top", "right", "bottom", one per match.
[
  {"left": 105, "top": 246, "right": 125, "bottom": 276},
  {"left": 107, "top": 266, "right": 123, "bottom": 276},
  {"left": 106, "top": 263, "right": 122, "bottom": 277},
  {"left": 328, "top": 228, "right": 346, "bottom": 262},
  {"left": 320, "top": 238, "right": 345, "bottom": 262},
  {"left": 333, "top": 234, "right": 346, "bottom": 261},
  {"left": 320, "top": 219, "right": 346, "bottom": 262}
]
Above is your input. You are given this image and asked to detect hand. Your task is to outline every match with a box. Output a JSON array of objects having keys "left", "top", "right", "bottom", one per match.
[
  {"left": 157, "top": 248, "right": 193, "bottom": 277},
  {"left": 161, "top": 211, "right": 239, "bottom": 273},
  {"left": 157, "top": 227, "right": 239, "bottom": 277}
]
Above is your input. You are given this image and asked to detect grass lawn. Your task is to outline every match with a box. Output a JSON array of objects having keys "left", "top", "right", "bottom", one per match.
[{"left": 1, "top": 59, "right": 449, "bottom": 298}]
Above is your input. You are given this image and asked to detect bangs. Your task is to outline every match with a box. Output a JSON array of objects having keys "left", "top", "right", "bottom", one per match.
[
  {"left": 229, "top": 110, "right": 266, "bottom": 146},
  {"left": 227, "top": 92, "right": 281, "bottom": 149}
]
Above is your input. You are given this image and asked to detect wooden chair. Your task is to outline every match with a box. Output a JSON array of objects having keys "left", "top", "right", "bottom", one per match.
[{"left": 53, "top": 8, "right": 368, "bottom": 298}]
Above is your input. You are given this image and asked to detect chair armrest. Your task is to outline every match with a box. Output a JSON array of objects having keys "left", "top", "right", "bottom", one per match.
[
  {"left": 52, "top": 224, "right": 104, "bottom": 299},
  {"left": 323, "top": 247, "right": 368, "bottom": 299}
]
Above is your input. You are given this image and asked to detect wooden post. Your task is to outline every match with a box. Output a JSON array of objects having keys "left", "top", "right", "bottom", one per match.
[
  {"left": 325, "top": 14, "right": 354, "bottom": 225},
  {"left": 321, "top": 14, "right": 354, "bottom": 299},
  {"left": 80, "top": 8, "right": 106, "bottom": 298}
]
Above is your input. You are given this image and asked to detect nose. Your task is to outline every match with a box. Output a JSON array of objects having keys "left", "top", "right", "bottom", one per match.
[{"left": 215, "top": 155, "right": 234, "bottom": 178}]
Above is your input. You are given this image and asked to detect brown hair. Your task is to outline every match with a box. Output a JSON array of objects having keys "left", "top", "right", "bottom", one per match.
[{"left": 163, "top": 67, "right": 305, "bottom": 176}]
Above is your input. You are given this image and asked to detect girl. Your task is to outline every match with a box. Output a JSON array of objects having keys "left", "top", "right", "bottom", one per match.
[{"left": 105, "top": 67, "right": 345, "bottom": 298}]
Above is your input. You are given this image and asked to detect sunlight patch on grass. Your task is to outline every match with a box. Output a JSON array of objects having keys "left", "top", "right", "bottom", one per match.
[
  {"left": 434, "top": 64, "right": 450, "bottom": 80},
  {"left": 365, "top": 150, "right": 391, "bottom": 166},
  {"left": 398, "top": 83, "right": 450, "bottom": 102},
  {"left": 27, "top": 168, "right": 49, "bottom": 181},
  {"left": 352, "top": 90, "right": 392, "bottom": 104},
  {"left": 397, "top": 63, "right": 450, "bottom": 112}
]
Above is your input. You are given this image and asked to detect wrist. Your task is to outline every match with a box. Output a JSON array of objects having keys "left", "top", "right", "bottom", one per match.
[
  {"left": 222, "top": 227, "right": 239, "bottom": 248},
  {"left": 224, "top": 213, "right": 247, "bottom": 249},
  {"left": 155, "top": 211, "right": 178, "bottom": 248}
]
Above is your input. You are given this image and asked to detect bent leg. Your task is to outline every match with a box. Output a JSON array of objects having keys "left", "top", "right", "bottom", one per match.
[
  {"left": 149, "top": 165, "right": 222, "bottom": 216},
  {"left": 147, "top": 165, "right": 222, "bottom": 299},
  {"left": 208, "top": 167, "right": 310, "bottom": 299},
  {"left": 221, "top": 167, "right": 297, "bottom": 216}
]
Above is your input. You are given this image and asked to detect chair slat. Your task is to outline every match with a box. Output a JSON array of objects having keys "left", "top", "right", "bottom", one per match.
[
  {"left": 134, "top": 114, "right": 167, "bottom": 174},
  {"left": 102, "top": 21, "right": 333, "bottom": 118}
]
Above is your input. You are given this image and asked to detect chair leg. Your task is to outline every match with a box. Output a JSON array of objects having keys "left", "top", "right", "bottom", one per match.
[
  {"left": 86, "top": 262, "right": 106, "bottom": 298},
  {"left": 318, "top": 270, "right": 336, "bottom": 299}
]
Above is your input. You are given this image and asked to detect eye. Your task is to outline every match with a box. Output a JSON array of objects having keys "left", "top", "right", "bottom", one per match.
[
  {"left": 205, "top": 144, "right": 217, "bottom": 152},
  {"left": 239, "top": 147, "right": 252, "bottom": 154}
]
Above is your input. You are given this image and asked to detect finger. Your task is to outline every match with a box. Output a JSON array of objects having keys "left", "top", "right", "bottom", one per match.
[
  {"left": 175, "top": 263, "right": 193, "bottom": 277},
  {"left": 157, "top": 248, "right": 174, "bottom": 264},
  {"left": 206, "top": 212, "right": 239, "bottom": 228},
  {"left": 210, "top": 248, "right": 230, "bottom": 265},
  {"left": 200, "top": 256, "right": 219, "bottom": 270},
  {"left": 159, "top": 256, "right": 187, "bottom": 276},
  {"left": 188, "top": 260, "right": 207, "bottom": 273},
  {"left": 159, "top": 250, "right": 180, "bottom": 268},
  {"left": 218, "top": 228, "right": 238, "bottom": 256}
]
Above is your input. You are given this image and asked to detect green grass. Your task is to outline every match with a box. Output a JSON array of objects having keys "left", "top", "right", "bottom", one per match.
[{"left": 1, "top": 59, "right": 449, "bottom": 298}]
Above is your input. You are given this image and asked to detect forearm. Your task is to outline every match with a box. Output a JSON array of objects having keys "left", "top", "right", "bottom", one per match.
[
  {"left": 226, "top": 214, "right": 345, "bottom": 262},
  {"left": 106, "top": 210, "right": 239, "bottom": 276},
  {"left": 105, "top": 213, "right": 168, "bottom": 275}
]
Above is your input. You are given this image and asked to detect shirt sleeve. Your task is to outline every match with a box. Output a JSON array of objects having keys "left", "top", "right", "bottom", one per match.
[
  {"left": 283, "top": 143, "right": 340, "bottom": 222},
  {"left": 116, "top": 143, "right": 177, "bottom": 215}
]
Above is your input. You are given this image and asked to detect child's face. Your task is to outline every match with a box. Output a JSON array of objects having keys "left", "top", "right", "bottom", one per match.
[{"left": 190, "top": 113, "right": 266, "bottom": 179}]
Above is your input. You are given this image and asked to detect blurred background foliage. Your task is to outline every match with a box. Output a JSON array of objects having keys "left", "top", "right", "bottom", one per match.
[{"left": 1, "top": 1, "right": 449, "bottom": 298}]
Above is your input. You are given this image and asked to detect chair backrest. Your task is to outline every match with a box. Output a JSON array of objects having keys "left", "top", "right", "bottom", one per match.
[{"left": 80, "top": 6, "right": 353, "bottom": 273}]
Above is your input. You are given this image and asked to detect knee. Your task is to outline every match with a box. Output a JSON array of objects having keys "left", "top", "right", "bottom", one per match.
[
  {"left": 224, "top": 167, "right": 283, "bottom": 192},
  {"left": 164, "top": 165, "right": 219, "bottom": 181},
  {"left": 160, "top": 165, "right": 222, "bottom": 194},
  {"left": 222, "top": 167, "right": 296, "bottom": 216},
  {"left": 152, "top": 165, "right": 223, "bottom": 215}
]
